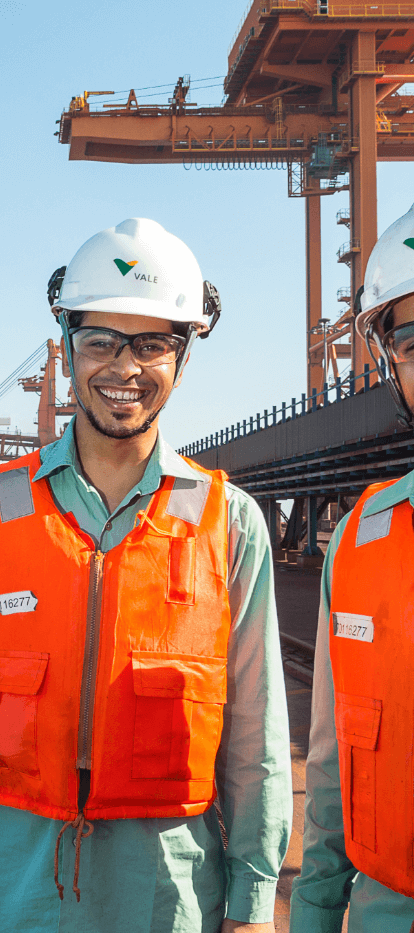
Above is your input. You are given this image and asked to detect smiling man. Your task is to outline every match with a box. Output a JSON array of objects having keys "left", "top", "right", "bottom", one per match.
[{"left": 0, "top": 218, "right": 292, "bottom": 933}]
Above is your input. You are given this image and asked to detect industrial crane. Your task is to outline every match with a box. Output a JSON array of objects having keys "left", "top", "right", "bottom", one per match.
[
  {"left": 0, "top": 340, "right": 76, "bottom": 461},
  {"left": 57, "top": 0, "right": 414, "bottom": 395}
]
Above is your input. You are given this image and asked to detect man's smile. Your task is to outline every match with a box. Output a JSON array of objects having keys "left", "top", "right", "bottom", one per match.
[
  {"left": 94, "top": 384, "right": 151, "bottom": 413},
  {"left": 97, "top": 386, "right": 147, "bottom": 403}
]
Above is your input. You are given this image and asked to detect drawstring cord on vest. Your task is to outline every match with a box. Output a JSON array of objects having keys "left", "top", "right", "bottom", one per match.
[
  {"left": 54, "top": 812, "right": 94, "bottom": 902},
  {"left": 134, "top": 509, "right": 175, "bottom": 537}
]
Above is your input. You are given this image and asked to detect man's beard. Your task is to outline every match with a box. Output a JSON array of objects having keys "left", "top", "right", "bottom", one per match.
[{"left": 83, "top": 405, "right": 156, "bottom": 438}]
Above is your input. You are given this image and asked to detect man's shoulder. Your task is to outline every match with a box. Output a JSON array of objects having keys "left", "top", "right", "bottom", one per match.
[
  {"left": 223, "top": 481, "right": 269, "bottom": 537},
  {"left": 0, "top": 448, "right": 41, "bottom": 474}
]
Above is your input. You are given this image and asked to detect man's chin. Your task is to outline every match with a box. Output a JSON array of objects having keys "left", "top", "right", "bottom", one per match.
[{"left": 84, "top": 405, "right": 155, "bottom": 438}]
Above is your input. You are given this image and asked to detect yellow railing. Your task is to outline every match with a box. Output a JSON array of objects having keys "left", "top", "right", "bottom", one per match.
[
  {"left": 260, "top": 1, "right": 314, "bottom": 12},
  {"left": 260, "top": 0, "right": 413, "bottom": 14},
  {"left": 376, "top": 110, "right": 392, "bottom": 132},
  {"left": 326, "top": 4, "right": 414, "bottom": 15}
]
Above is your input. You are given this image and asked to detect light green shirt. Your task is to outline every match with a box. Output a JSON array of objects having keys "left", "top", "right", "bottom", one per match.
[
  {"left": 290, "top": 475, "right": 414, "bottom": 932},
  {"left": 0, "top": 418, "right": 292, "bottom": 933}
]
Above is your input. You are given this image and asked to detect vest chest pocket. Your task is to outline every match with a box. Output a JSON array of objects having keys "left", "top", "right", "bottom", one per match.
[
  {"left": 0, "top": 651, "right": 49, "bottom": 778},
  {"left": 335, "top": 693, "right": 382, "bottom": 852},
  {"left": 131, "top": 651, "right": 227, "bottom": 782},
  {"left": 166, "top": 538, "right": 195, "bottom": 605}
]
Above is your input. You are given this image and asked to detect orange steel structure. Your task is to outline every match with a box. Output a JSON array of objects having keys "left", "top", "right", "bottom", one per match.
[
  {"left": 0, "top": 341, "right": 76, "bottom": 461},
  {"left": 19, "top": 340, "right": 76, "bottom": 446},
  {"left": 57, "top": 1, "right": 414, "bottom": 394}
]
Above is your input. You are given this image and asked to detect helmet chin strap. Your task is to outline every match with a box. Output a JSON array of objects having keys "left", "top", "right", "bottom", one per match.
[
  {"left": 59, "top": 314, "right": 198, "bottom": 434},
  {"left": 366, "top": 326, "right": 414, "bottom": 429},
  {"left": 173, "top": 323, "right": 198, "bottom": 387},
  {"left": 60, "top": 312, "right": 87, "bottom": 414},
  {"left": 141, "top": 324, "right": 198, "bottom": 433}
]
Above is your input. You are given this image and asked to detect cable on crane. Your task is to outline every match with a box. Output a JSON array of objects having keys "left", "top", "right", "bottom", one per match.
[
  {"left": 182, "top": 157, "right": 287, "bottom": 171},
  {"left": 91, "top": 75, "right": 226, "bottom": 103},
  {"left": 98, "top": 84, "right": 224, "bottom": 107},
  {"left": 0, "top": 342, "right": 48, "bottom": 399}
]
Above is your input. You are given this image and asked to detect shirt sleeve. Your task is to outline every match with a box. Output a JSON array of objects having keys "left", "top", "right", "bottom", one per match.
[
  {"left": 289, "top": 515, "right": 358, "bottom": 933},
  {"left": 214, "top": 486, "right": 293, "bottom": 923}
]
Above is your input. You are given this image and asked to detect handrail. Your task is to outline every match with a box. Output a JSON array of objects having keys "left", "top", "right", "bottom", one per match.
[
  {"left": 260, "top": 0, "right": 314, "bottom": 13},
  {"left": 177, "top": 362, "right": 386, "bottom": 457},
  {"left": 258, "top": 0, "right": 413, "bottom": 15},
  {"left": 337, "top": 286, "right": 351, "bottom": 300},
  {"left": 337, "top": 238, "right": 360, "bottom": 260},
  {"left": 327, "top": 4, "right": 414, "bottom": 15},
  {"left": 227, "top": 1, "right": 255, "bottom": 55}
]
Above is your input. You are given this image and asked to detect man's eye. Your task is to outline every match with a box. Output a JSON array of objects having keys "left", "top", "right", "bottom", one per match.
[
  {"left": 84, "top": 336, "right": 116, "bottom": 349},
  {"left": 91, "top": 338, "right": 115, "bottom": 347},
  {"left": 396, "top": 339, "right": 414, "bottom": 357},
  {"left": 140, "top": 341, "right": 167, "bottom": 355}
]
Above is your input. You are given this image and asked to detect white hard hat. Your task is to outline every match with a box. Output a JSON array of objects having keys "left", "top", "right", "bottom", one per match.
[
  {"left": 356, "top": 203, "right": 414, "bottom": 338},
  {"left": 52, "top": 217, "right": 209, "bottom": 331}
]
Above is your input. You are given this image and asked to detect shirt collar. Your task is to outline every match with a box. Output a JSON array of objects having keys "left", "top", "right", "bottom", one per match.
[
  {"left": 362, "top": 472, "right": 414, "bottom": 517},
  {"left": 156, "top": 432, "right": 210, "bottom": 484},
  {"left": 33, "top": 416, "right": 209, "bottom": 492},
  {"left": 34, "top": 418, "right": 78, "bottom": 481}
]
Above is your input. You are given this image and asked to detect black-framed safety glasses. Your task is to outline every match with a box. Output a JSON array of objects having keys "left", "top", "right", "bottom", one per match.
[
  {"left": 69, "top": 326, "right": 186, "bottom": 367},
  {"left": 382, "top": 320, "right": 414, "bottom": 364}
]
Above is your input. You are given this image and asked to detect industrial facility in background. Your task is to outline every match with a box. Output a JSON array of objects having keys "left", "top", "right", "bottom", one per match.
[
  {"left": 0, "top": 341, "right": 76, "bottom": 461},
  {"left": 57, "top": 0, "right": 414, "bottom": 396}
]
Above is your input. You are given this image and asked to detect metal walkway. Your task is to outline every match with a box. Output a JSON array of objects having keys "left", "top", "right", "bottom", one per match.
[
  {"left": 186, "top": 381, "right": 408, "bottom": 499},
  {"left": 184, "top": 380, "right": 412, "bottom": 554}
]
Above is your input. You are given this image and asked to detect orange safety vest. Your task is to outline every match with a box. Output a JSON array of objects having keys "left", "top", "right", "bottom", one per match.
[
  {"left": 330, "top": 478, "right": 414, "bottom": 897},
  {"left": 0, "top": 450, "right": 231, "bottom": 822}
]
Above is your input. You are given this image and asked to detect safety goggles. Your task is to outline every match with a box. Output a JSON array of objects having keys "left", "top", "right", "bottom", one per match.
[
  {"left": 69, "top": 326, "right": 186, "bottom": 367},
  {"left": 383, "top": 320, "right": 414, "bottom": 363}
]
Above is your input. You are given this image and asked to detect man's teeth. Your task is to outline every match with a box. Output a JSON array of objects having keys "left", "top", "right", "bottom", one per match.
[{"left": 99, "top": 388, "right": 144, "bottom": 402}]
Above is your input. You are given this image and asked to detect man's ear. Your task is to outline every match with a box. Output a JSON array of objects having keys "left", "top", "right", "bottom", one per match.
[
  {"left": 60, "top": 337, "right": 71, "bottom": 378},
  {"left": 174, "top": 353, "right": 190, "bottom": 388}
]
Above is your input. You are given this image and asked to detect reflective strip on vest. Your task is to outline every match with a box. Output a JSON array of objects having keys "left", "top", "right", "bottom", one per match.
[
  {"left": 356, "top": 491, "right": 393, "bottom": 547},
  {"left": 166, "top": 476, "right": 212, "bottom": 526},
  {"left": 0, "top": 467, "right": 34, "bottom": 523}
]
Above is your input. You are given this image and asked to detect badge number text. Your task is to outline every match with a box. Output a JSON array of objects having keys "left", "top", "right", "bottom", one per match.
[
  {"left": 0, "top": 591, "right": 38, "bottom": 615},
  {"left": 333, "top": 612, "right": 374, "bottom": 643}
]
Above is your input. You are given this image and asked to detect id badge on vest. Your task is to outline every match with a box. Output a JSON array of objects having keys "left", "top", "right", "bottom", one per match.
[{"left": 333, "top": 612, "right": 374, "bottom": 643}]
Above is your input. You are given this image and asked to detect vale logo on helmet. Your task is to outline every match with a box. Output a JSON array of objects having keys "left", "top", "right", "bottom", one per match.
[{"left": 113, "top": 258, "right": 158, "bottom": 283}]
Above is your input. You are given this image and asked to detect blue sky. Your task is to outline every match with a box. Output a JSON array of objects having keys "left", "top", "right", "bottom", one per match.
[{"left": 1, "top": 0, "right": 413, "bottom": 449}]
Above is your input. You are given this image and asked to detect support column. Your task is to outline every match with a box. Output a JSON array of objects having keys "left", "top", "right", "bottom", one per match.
[
  {"left": 303, "top": 496, "right": 319, "bottom": 555},
  {"left": 268, "top": 499, "right": 282, "bottom": 550},
  {"left": 38, "top": 340, "right": 58, "bottom": 446},
  {"left": 297, "top": 495, "right": 324, "bottom": 568},
  {"left": 306, "top": 193, "right": 323, "bottom": 399},
  {"left": 349, "top": 29, "right": 378, "bottom": 379}
]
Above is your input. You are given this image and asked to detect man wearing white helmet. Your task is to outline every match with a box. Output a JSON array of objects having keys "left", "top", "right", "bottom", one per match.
[
  {"left": 0, "top": 218, "right": 292, "bottom": 933},
  {"left": 290, "top": 202, "right": 414, "bottom": 933}
]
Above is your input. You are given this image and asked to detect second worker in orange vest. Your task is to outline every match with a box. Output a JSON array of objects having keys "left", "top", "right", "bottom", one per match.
[{"left": 290, "top": 205, "right": 414, "bottom": 933}]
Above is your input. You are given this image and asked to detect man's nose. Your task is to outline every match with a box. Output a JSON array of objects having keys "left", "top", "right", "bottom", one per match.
[{"left": 108, "top": 345, "right": 143, "bottom": 378}]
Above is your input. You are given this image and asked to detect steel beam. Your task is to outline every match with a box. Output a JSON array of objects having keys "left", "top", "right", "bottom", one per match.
[
  {"left": 306, "top": 191, "right": 323, "bottom": 397},
  {"left": 349, "top": 30, "right": 378, "bottom": 379}
]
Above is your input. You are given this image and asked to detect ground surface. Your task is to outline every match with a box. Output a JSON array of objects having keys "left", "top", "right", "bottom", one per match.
[
  {"left": 273, "top": 566, "right": 349, "bottom": 931},
  {"left": 274, "top": 565, "right": 321, "bottom": 645}
]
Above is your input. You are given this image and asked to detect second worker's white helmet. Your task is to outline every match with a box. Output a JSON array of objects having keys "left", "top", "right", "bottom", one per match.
[{"left": 356, "top": 203, "right": 414, "bottom": 339}]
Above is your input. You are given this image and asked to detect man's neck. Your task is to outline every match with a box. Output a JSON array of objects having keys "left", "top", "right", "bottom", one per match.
[{"left": 74, "top": 411, "right": 158, "bottom": 514}]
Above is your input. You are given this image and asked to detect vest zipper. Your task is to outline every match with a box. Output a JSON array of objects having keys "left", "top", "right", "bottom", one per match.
[{"left": 77, "top": 549, "right": 105, "bottom": 771}]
